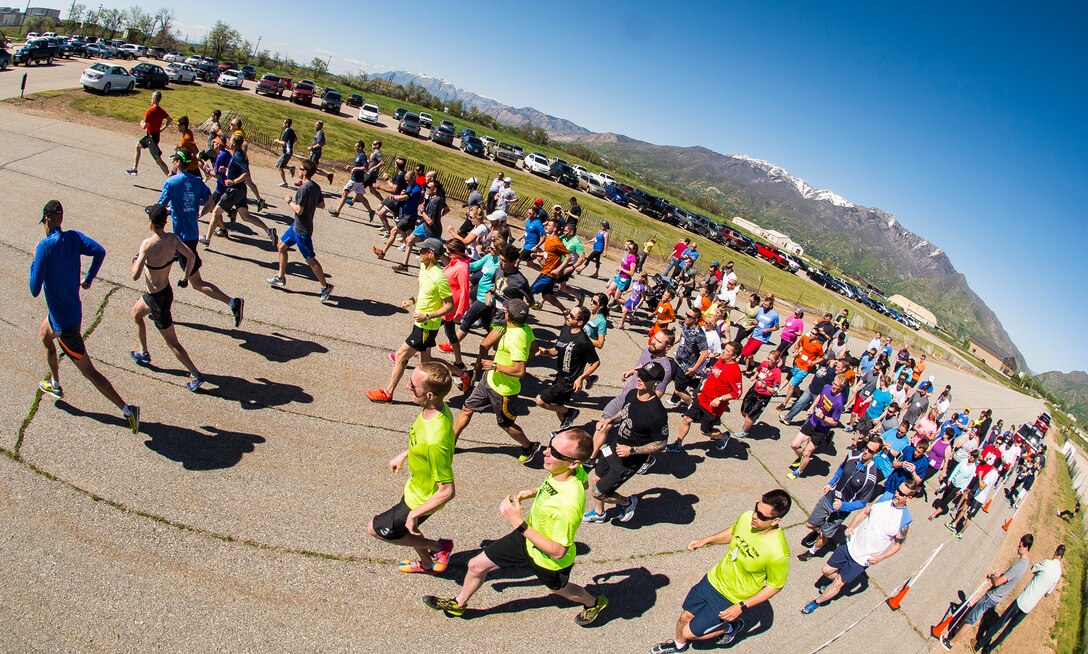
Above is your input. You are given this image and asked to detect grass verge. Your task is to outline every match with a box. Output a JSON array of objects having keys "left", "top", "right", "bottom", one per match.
[{"left": 1051, "top": 455, "right": 1086, "bottom": 653}]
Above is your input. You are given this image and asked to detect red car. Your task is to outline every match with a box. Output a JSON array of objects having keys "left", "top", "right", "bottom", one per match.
[
  {"left": 291, "top": 80, "right": 314, "bottom": 105},
  {"left": 754, "top": 242, "right": 789, "bottom": 269}
]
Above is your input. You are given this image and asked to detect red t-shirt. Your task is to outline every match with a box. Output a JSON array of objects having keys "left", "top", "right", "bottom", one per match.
[
  {"left": 672, "top": 242, "right": 687, "bottom": 260},
  {"left": 752, "top": 360, "right": 782, "bottom": 395},
  {"left": 144, "top": 105, "right": 170, "bottom": 135},
  {"left": 698, "top": 359, "right": 743, "bottom": 417}
]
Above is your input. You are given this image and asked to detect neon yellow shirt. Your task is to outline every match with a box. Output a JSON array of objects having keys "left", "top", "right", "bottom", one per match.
[
  {"left": 525, "top": 465, "right": 588, "bottom": 570},
  {"left": 403, "top": 404, "right": 455, "bottom": 512},
  {"left": 415, "top": 263, "right": 452, "bottom": 330},
  {"left": 487, "top": 323, "right": 534, "bottom": 396},
  {"left": 706, "top": 510, "right": 790, "bottom": 603}
]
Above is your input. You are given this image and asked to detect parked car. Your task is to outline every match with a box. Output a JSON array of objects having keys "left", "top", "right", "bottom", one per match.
[
  {"left": 439, "top": 119, "right": 454, "bottom": 131},
  {"left": 195, "top": 62, "right": 219, "bottom": 82},
  {"left": 689, "top": 213, "right": 721, "bottom": 241},
  {"left": 594, "top": 172, "right": 616, "bottom": 186},
  {"left": 585, "top": 176, "right": 607, "bottom": 197},
  {"left": 398, "top": 112, "right": 421, "bottom": 136},
  {"left": 320, "top": 89, "right": 343, "bottom": 113},
  {"left": 488, "top": 142, "right": 521, "bottom": 167},
  {"left": 240, "top": 64, "right": 256, "bottom": 80},
  {"left": 217, "top": 69, "right": 244, "bottom": 88},
  {"left": 184, "top": 55, "right": 202, "bottom": 66},
  {"left": 279, "top": 76, "right": 293, "bottom": 91},
  {"left": 0, "top": 46, "right": 10, "bottom": 71},
  {"left": 130, "top": 62, "right": 169, "bottom": 88},
  {"left": 291, "top": 80, "right": 315, "bottom": 104},
  {"left": 480, "top": 135, "right": 497, "bottom": 149},
  {"left": 202, "top": 57, "right": 220, "bottom": 68},
  {"left": 668, "top": 207, "right": 695, "bottom": 229},
  {"left": 165, "top": 62, "right": 197, "bottom": 84},
  {"left": 255, "top": 73, "right": 285, "bottom": 96},
  {"left": 148, "top": 46, "right": 166, "bottom": 59},
  {"left": 418, "top": 111, "right": 433, "bottom": 128},
  {"left": 461, "top": 135, "right": 486, "bottom": 157},
  {"left": 430, "top": 123, "right": 455, "bottom": 146},
  {"left": 458, "top": 127, "right": 476, "bottom": 140},
  {"left": 603, "top": 183, "right": 629, "bottom": 206},
  {"left": 80, "top": 62, "right": 136, "bottom": 93},
  {"left": 625, "top": 188, "right": 654, "bottom": 212},
  {"left": 549, "top": 161, "right": 579, "bottom": 188},
  {"left": 82, "top": 42, "right": 110, "bottom": 58},
  {"left": 571, "top": 164, "right": 589, "bottom": 179},
  {"left": 523, "top": 152, "right": 550, "bottom": 175},
  {"left": 753, "top": 242, "right": 790, "bottom": 269},
  {"left": 357, "top": 103, "right": 381, "bottom": 124},
  {"left": 345, "top": 93, "right": 363, "bottom": 108},
  {"left": 12, "top": 38, "right": 57, "bottom": 65},
  {"left": 392, "top": 107, "right": 408, "bottom": 120},
  {"left": 163, "top": 51, "right": 184, "bottom": 63},
  {"left": 217, "top": 60, "right": 238, "bottom": 73},
  {"left": 779, "top": 252, "right": 802, "bottom": 273},
  {"left": 118, "top": 44, "right": 142, "bottom": 58},
  {"left": 510, "top": 145, "right": 526, "bottom": 160},
  {"left": 721, "top": 228, "right": 756, "bottom": 255}
]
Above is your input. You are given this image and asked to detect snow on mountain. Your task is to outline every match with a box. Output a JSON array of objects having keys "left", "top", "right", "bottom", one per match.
[{"left": 729, "top": 153, "right": 856, "bottom": 208}]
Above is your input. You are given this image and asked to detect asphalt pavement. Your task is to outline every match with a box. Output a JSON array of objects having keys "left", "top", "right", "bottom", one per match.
[{"left": 0, "top": 74, "right": 1047, "bottom": 653}]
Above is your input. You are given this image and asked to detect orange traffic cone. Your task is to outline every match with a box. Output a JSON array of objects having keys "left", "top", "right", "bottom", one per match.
[
  {"left": 1002, "top": 515, "right": 1014, "bottom": 531},
  {"left": 982, "top": 497, "right": 993, "bottom": 513},
  {"left": 887, "top": 582, "right": 911, "bottom": 610},
  {"left": 932, "top": 611, "right": 957, "bottom": 638}
]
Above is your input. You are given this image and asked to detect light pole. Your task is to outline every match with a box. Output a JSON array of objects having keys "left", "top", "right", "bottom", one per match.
[{"left": 251, "top": 35, "right": 261, "bottom": 58}]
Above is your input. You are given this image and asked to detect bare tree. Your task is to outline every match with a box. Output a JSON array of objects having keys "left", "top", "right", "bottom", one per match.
[{"left": 65, "top": 1, "right": 86, "bottom": 29}]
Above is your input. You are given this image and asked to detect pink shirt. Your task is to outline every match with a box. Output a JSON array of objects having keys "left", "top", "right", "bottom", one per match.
[
  {"left": 781, "top": 316, "right": 805, "bottom": 344},
  {"left": 443, "top": 257, "right": 471, "bottom": 321}
]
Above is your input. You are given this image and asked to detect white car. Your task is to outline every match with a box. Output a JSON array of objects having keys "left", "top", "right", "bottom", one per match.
[
  {"left": 119, "top": 44, "right": 142, "bottom": 57},
  {"left": 480, "top": 135, "right": 497, "bottom": 150},
  {"left": 185, "top": 55, "right": 202, "bottom": 66},
  {"left": 595, "top": 172, "right": 616, "bottom": 185},
  {"left": 165, "top": 62, "right": 197, "bottom": 83},
  {"left": 80, "top": 63, "right": 136, "bottom": 93},
  {"left": 523, "top": 152, "right": 550, "bottom": 175},
  {"left": 217, "top": 69, "right": 243, "bottom": 88},
  {"left": 571, "top": 164, "right": 588, "bottom": 178},
  {"left": 163, "top": 51, "right": 183, "bottom": 63},
  {"left": 357, "top": 103, "right": 380, "bottom": 124}
]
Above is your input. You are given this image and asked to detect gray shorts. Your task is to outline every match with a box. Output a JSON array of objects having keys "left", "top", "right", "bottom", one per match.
[
  {"left": 275, "top": 152, "right": 292, "bottom": 168},
  {"left": 806, "top": 495, "right": 847, "bottom": 538},
  {"left": 464, "top": 378, "right": 520, "bottom": 428},
  {"left": 963, "top": 593, "right": 998, "bottom": 625}
]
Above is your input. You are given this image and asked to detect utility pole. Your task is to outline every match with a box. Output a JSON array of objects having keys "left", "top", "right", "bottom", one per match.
[{"left": 251, "top": 35, "right": 261, "bottom": 57}]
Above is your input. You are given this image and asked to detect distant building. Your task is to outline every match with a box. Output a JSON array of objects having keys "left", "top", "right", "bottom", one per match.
[
  {"left": 968, "top": 335, "right": 1017, "bottom": 376},
  {"left": 0, "top": 6, "right": 61, "bottom": 27},
  {"left": 888, "top": 294, "right": 938, "bottom": 327},
  {"left": 730, "top": 217, "right": 805, "bottom": 256}
]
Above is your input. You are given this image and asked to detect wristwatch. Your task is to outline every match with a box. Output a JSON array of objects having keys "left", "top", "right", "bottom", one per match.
[
  {"left": 516, "top": 521, "right": 528, "bottom": 534},
  {"left": 738, "top": 602, "right": 748, "bottom": 613}
]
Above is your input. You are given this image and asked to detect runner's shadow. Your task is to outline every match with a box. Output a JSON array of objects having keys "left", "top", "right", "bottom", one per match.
[
  {"left": 611, "top": 488, "right": 698, "bottom": 528},
  {"left": 705, "top": 437, "right": 750, "bottom": 461},
  {"left": 799, "top": 456, "right": 831, "bottom": 478},
  {"left": 746, "top": 422, "right": 782, "bottom": 441},
  {"left": 200, "top": 373, "right": 313, "bottom": 409},
  {"left": 646, "top": 449, "right": 705, "bottom": 479},
  {"left": 176, "top": 322, "right": 328, "bottom": 363},
  {"left": 330, "top": 296, "right": 400, "bottom": 316},
  {"left": 203, "top": 247, "right": 278, "bottom": 269}
]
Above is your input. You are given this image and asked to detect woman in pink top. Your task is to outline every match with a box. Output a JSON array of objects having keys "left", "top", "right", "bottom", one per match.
[
  {"left": 776, "top": 307, "right": 805, "bottom": 358},
  {"left": 604, "top": 240, "right": 639, "bottom": 303},
  {"left": 913, "top": 407, "right": 940, "bottom": 443},
  {"left": 437, "top": 239, "right": 472, "bottom": 370}
]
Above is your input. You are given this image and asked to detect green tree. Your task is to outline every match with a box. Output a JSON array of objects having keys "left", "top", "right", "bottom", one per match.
[
  {"left": 99, "top": 8, "right": 124, "bottom": 39},
  {"left": 202, "top": 20, "right": 240, "bottom": 60},
  {"left": 65, "top": 2, "right": 86, "bottom": 30},
  {"left": 151, "top": 7, "right": 174, "bottom": 41},
  {"left": 309, "top": 56, "right": 328, "bottom": 77},
  {"left": 124, "top": 6, "right": 154, "bottom": 39}
]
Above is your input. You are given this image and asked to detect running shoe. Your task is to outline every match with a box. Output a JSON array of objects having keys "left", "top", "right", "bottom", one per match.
[
  {"left": 801, "top": 600, "right": 820, "bottom": 615},
  {"left": 319, "top": 284, "right": 334, "bottom": 303},
  {"left": 663, "top": 396, "right": 683, "bottom": 409},
  {"left": 368, "top": 210, "right": 376, "bottom": 222},
  {"left": 267, "top": 275, "right": 287, "bottom": 288},
  {"left": 186, "top": 376, "right": 205, "bottom": 392},
  {"left": 797, "top": 550, "right": 814, "bottom": 562},
  {"left": 574, "top": 595, "right": 609, "bottom": 626},
  {"left": 618, "top": 495, "right": 640, "bottom": 523},
  {"left": 397, "top": 560, "right": 436, "bottom": 574},
  {"left": 229, "top": 297, "right": 244, "bottom": 327},
  {"left": 582, "top": 509, "right": 606, "bottom": 523},
  {"left": 215, "top": 228, "right": 229, "bottom": 237},
  {"left": 388, "top": 352, "right": 397, "bottom": 362},
  {"left": 649, "top": 640, "right": 689, "bottom": 653},
  {"left": 559, "top": 408, "right": 580, "bottom": 430},
  {"left": 437, "top": 342, "right": 454, "bottom": 353},
  {"left": 787, "top": 471, "right": 799, "bottom": 480},
  {"left": 268, "top": 227, "right": 278, "bottom": 246},
  {"left": 125, "top": 405, "right": 140, "bottom": 434},
  {"left": 955, "top": 531, "right": 963, "bottom": 540},
  {"left": 326, "top": 173, "right": 334, "bottom": 184},
  {"left": 38, "top": 379, "right": 63, "bottom": 400},
  {"left": 366, "top": 388, "right": 392, "bottom": 403},
  {"left": 345, "top": 196, "right": 354, "bottom": 206},
  {"left": 431, "top": 539, "right": 454, "bottom": 573},
  {"left": 584, "top": 374, "right": 598, "bottom": 390},
  {"left": 715, "top": 619, "right": 746, "bottom": 646},
  {"left": 125, "top": 167, "right": 137, "bottom": 176},
  {"left": 256, "top": 198, "right": 267, "bottom": 212},
  {"left": 939, "top": 635, "right": 952, "bottom": 651},
  {"left": 198, "top": 235, "right": 210, "bottom": 245},
  {"left": 945, "top": 521, "right": 956, "bottom": 533},
  {"left": 328, "top": 209, "right": 339, "bottom": 217},
  {"left": 531, "top": 302, "right": 543, "bottom": 310},
  {"left": 734, "top": 430, "right": 747, "bottom": 439},
  {"left": 422, "top": 595, "right": 464, "bottom": 617},
  {"left": 129, "top": 350, "right": 151, "bottom": 366},
  {"left": 177, "top": 278, "right": 188, "bottom": 288},
  {"left": 636, "top": 456, "right": 656, "bottom": 475},
  {"left": 519, "top": 442, "right": 542, "bottom": 463},
  {"left": 664, "top": 442, "right": 684, "bottom": 453},
  {"left": 377, "top": 229, "right": 390, "bottom": 238},
  {"left": 459, "top": 370, "right": 473, "bottom": 393},
  {"left": 712, "top": 434, "right": 731, "bottom": 451},
  {"left": 278, "top": 182, "right": 289, "bottom": 188},
  {"left": 801, "top": 531, "right": 819, "bottom": 548},
  {"left": 789, "top": 457, "right": 801, "bottom": 469}
]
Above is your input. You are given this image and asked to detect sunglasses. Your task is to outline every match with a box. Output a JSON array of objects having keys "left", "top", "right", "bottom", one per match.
[
  {"left": 894, "top": 488, "right": 915, "bottom": 498},
  {"left": 864, "top": 447, "right": 882, "bottom": 455},
  {"left": 753, "top": 504, "right": 775, "bottom": 521},
  {"left": 545, "top": 437, "right": 577, "bottom": 462}
]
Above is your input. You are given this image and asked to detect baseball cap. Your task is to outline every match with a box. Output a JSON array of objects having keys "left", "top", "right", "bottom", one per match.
[
  {"left": 601, "top": 221, "right": 610, "bottom": 227},
  {"left": 416, "top": 175, "right": 427, "bottom": 186},
  {"left": 486, "top": 210, "right": 507, "bottom": 222},
  {"left": 505, "top": 298, "right": 530, "bottom": 323},
  {"left": 41, "top": 199, "right": 63, "bottom": 223},
  {"left": 465, "top": 176, "right": 478, "bottom": 185},
  {"left": 533, "top": 198, "right": 544, "bottom": 206},
  {"left": 636, "top": 361, "right": 666, "bottom": 383},
  {"left": 711, "top": 261, "right": 720, "bottom": 268},
  {"left": 502, "top": 176, "right": 512, "bottom": 183},
  {"left": 144, "top": 203, "right": 168, "bottom": 223},
  {"left": 552, "top": 204, "right": 563, "bottom": 210},
  {"left": 170, "top": 149, "right": 193, "bottom": 164},
  {"left": 419, "top": 238, "right": 444, "bottom": 255}
]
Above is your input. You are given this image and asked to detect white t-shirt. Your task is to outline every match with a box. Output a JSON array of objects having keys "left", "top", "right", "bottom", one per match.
[
  {"left": 467, "top": 223, "right": 490, "bottom": 260},
  {"left": 722, "top": 270, "right": 738, "bottom": 286},
  {"left": 717, "top": 286, "right": 738, "bottom": 308},
  {"left": 891, "top": 385, "right": 908, "bottom": 407},
  {"left": 1001, "top": 444, "right": 1022, "bottom": 467},
  {"left": 847, "top": 496, "right": 911, "bottom": 566},
  {"left": 699, "top": 327, "right": 723, "bottom": 373},
  {"left": 1016, "top": 559, "right": 1063, "bottom": 613},
  {"left": 866, "top": 338, "right": 881, "bottom": 353},
  {"left": 974, "top": 468, "right": 1000, "bottom": 503}
]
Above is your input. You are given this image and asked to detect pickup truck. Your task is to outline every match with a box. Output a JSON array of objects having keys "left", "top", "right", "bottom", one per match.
[
  {"left": 753, "top": 242, "right": 790, "bottom": 269},
  {"left": 419, "top": 112, "right": 433, "bottom": 128},
  {"left": 12, "top": 38, "right": 58, "bottom": 65},
  {"left": 625, "top": 188, "right": 654, "bottom": 212},
  {"left": 255, "top": 73, "right": 286, "bottom": 96},
  {"left": 488, "top": 142, "right": 521, "bottom": 167},
  {"left": 722, "top": 228, "right": 757, "bottom": 255},
  {"left": 291, "top": 80, "right": 315, "bottom": 105}
]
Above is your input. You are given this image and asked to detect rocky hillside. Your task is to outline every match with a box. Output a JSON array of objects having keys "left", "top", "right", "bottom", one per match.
[{"left": 1036, "top": 370, "right": 1088, "bottom": 425}]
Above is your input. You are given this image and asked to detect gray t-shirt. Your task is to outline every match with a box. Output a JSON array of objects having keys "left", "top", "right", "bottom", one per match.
[
  {"left": 987, "top": 557, "right": 1030, "bottom": 602},
  {"left": 311, "top": 129, "right": 325, "bottom": 156},
  {"left": 292, "top": 180, "right": 322, "bottom": 235},
  {"left": 467, "top": 189, "right": 483, "bottom": 208}
]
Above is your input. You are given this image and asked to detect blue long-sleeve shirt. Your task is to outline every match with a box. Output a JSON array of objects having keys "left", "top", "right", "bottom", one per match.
[
  {"left": 826, "top": 450, "right": 879, "bottom": 512},
  {"left": 522, "top": 218, "right": 545, "bottom": 250},
  {"left": 29, "top": 228, "right": 105, "bottom": 331}
]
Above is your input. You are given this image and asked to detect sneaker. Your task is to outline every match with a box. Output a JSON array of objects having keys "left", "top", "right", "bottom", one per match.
[
  {"left": 618, "top": 495, "right": 640, "bottom": 523},
  {"left": 713, "top": 434, "right": 732, "bottom": 451},
  {"left": 126, "top": 167, "right": 137, "bottom": 176},
  {"left": 582, "top": 509, "right": 606, "bottom": 524},
  {"left": 129, "top": 350, "right": 151, "bottom": 366},
  {"left": 844, "top": 426, "right": 855, "bottom": 433},
  {"left": 328, "top": 209, "right": 339, "bottom": 217},
  {"left": 531, "top": 301, "right": 543, "bottom": 310},
  {"left": 636, "top": 457, "right": 656, "bottom": 475},
  {"left": 787, "top": 471, "right": 799, "bottom": 480},
  {"left": 955, "top": 531, "right": 963, "bottom": 540},
  {"left": 366, "top": 388, "right": 393, "bottom": 403},
  {"left": 38, "top": 379, "right": 63, "bottom": 399},
  {"left": 459, "top": 370, "right": 473, "bottom": 392},
  {"left": 939, "top": 635, "right": 952, "bottom": 651},
  {"left": 663, "top": 396, "right": 683, "bottom": 409},
  {"left": 229, "top": 297, "right": 244, "bottom": 327},
  {"left": 215, "top": 228, "right": 229, "bottom": 237},
  {"left": 575, "top": 595, "right": 609, "bottom": 626},
  {"left": 389, "top": 352, "right": 397, "bottom": 363},
  {"left": 288, "top": 165, "right": 296, "bottom": 178},
  {"left": 326, "top": 173, "right": 334, "bottom": 184},
  {"left": 945, "top": 521, "right": 956, "bottom": 533},
  {"left": 368, "top": 210, "right": 376, "bottom": 222},
  {"left": 397, "top": 560, "right": 436, "bottom": 574},
  {"left": 801, "top": 531, "right": 819, "bottom": 548},
  {"left": 319, "top": 284, "right": 334, "bottom": 303},
  {"left": 584, "top": 374, "right": 598, "bottom": 390},
  {"left": 778, "top": 414, "right": 790, "bottom": 426},
  {"left": 422, "top": 595, "right": 464, "bottom": 617},
  {"left": 801, "top": 600, "right": 820, "bottom": 615},
  {"left": 177, "top": 278, "right": 188, "bottom": 288},
  {"left": 437, "top": 342, "right": 454, "bottom": 353},
  {"left": 789, "top": 457, "right": 801, "bottom": 469},
  {"left": 267, "top": 227, "right": 278, "bottom": 246},
  {"left": 431, "top": 539, "right": 454, "bottom": 573},
  {"left": 559, "top": 408, "right": 580, "bottom": 430},
  {"left": 278, "top": 182, "right": 289, "bottom": 188},
  {"left": 734, "top": 430, "right": 747, "bottom": 439},
  {"left": 378, "top": 229, "right": 390, "bottom": 238},
  {"left": 266, "top": 275, "right": 286, "bottom": 288},
  {"left": 125, "top": 405, "right": 140, "bottom": 435},
  {"left": 649, "top": 641, "right": 689, "bottom": 654},
  {"left": 519, "top": 442, "right": 542, "bottom": 463},
  {"left": 715, "top": 618, "right": 746, "bottom": 647},
  {"left": 198, "top": 235, "right": 210, "bottom": 245},
  {"left": 797, "top": 550, "right": 813, "bottom": 562},
  {"left": 256, "top": 198, "right": 267, "bottom": 212},
  {"left": 186, "top": 376, "right": 205, "bottom": 392},
  {"left": 345, "top": 196, "right": 354, "bottom": 207}
]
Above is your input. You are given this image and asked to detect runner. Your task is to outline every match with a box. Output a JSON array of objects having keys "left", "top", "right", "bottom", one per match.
[
  {"left": 366, "top": 239, "right": 454, "bottom": 402},
  {"left": 128, "top": 204, "right": 205, "bottom": 391},
  {"left": 667, "top": 340, "right": 742, "bottom": 452},
  {"left": 776, "top": 327, "right": 826, "bottom": 409},
  {"left": 529, "top": 218, "right": 569, "bottom": 312},
  {"left": 601, "top": 330, "right": 676, "bottom": 419},
  {"left": 266, "top": 159, "right": 334, "bottom": 303},
  {"left": 950, "top": 451, "right": 1000, "bottom": 540},
  {"left": 373, "top": 175, "right": 425, "bottom": 263},
  {"left": 662, "top": 238, "right": 689, "bottom": 278},
  {"left": 797, "top": 437, "right": 882, "bottom": 561},
  {"left": 740, "top": 295, "right": 780, "bottom": 373},
  {"left": 453, "top": 298, "right": 539, "bottom": 463},
  {"left": 736, "top": 350, "right": 782, "bottom": 439},
  {"left": 647, "top": 289, "right": 676, "bottom": 343},
  {"left": 224, "top": 118, "right": 268, "bottom": 212},
  {"left": 306, "top": 120, "right": 335, "bottom": 185},
  {"left": 787, "top": 374, "right": 847, "bottom": 479},
  {"left": 328, "top": 140, "right": 369, "bottom": 218},
  {"left": 554, "top": 221, "right": 585, "bottom": 304},
  {"left": 618, "top": 272, "right": 649, "bottom": 330},
  {"left": 650, "top": 489, "right": 792, "bottom": 653},
  {"left": 801, "top": 480, "right": 918, "bottom": 614},
  {"left": 271, "top": 117, "right": 297, "bottom": 187},
  {"left": 583, "top": 361, "right": 669, "bottom": 524},
  {"left": 422, "top": 428, "right": 608, "bottom": 625},
  {"left": 517, "top": 201, "right": 546, "bottom": 267},
  {"left": 157, "top": 149, "right": 244, "bottom": 328},
  {"left": 584, "top": 292, "right": 610, "bottom": 350},
  {"left": 395, "top": 179, "right": 445, "bottom": 272},
  {"left": 357, "top": 138, "right": 384, "bottom": 220},
  {"left": 434, "top": 239, "right": 472, "bottom": 388},
  {"left": 576, "top": 222, "right": 609, "bottom": 277},
  {"left": 30, "top": 200, "right": 139, "bottom": 434},
  {"left": 534, "top": 306, "right": 600, "bottom": 435},
  {"left": 126, "top": 90, "right": 171, "bottom": 176},
  {"left": 470, "top": 244, "right": 534, "bottom": 384},
  {"left": 975, "top": 545, "right": 1064, "bottom": 654},
  {"left": 929, "top": 451, "right": 979, "bottom": 520},
  {"left": 368, "top": 361, "right": 456, "bottom": 575},
  {"left": 374, "top": 157, "right": 408, "bottom": 236},
  {"left": 604, "top": 240, "right": 638, "bottom": 304},
  {"left": 204, "top": 134, "right": 277, "bottom": 249},
  {"left": 663, "top": 308, "right": 709, "bottom": 409},
  {"left": 437, "top": 238, "right": 504, "bottom": 364},
  {"left": 638, "top": 235, "right": 656, "bottom": 272},
  {"left": 777, "top": 307, "right": 804, "bottom": 359},
  {"left": 941, "top": 533, "right": 1033, "bottom": 649},
  {"left": 174, "top": 116, "right": 206, "bottom": 178}
]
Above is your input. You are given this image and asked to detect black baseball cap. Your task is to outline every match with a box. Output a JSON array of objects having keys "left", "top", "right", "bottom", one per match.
[
  {"left": 637, "top": 361, "right": 666, "bottom": 383},
  {"left": 144, "top": 204, "right": 168, "bottom": 224},
  {"left": 41, "top": 199, "right": 62, "bottom": 223}
]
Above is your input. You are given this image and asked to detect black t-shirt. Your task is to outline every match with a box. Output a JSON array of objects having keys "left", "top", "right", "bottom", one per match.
[
  {"left": 807, "top": 364, "right": 836, "bottom": 395},
  {"left": 816, "top": 319, "right": 836, "bottom": 341},
  {"left": 492, "top": 269, "right": 532, "bottom": 326},
  {"left": 554, "top": 328, "right": 599, "bottom": 382},
  {"left": 611, "top": 388, "right": 669, "bottom": 451},
  {"left": 281, "top": 127, "right": 297, "bottom": 154},
  {"left": 422, "top": 194, "right": 443, "bottom": 238},
  {"left": 292, "top": 180, "right": 322, "bottom": 235}
]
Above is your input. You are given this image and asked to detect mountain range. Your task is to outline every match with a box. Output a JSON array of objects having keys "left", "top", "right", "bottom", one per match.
[{"left": 376, "top": 71, "right": 1026, "bottom": 369}]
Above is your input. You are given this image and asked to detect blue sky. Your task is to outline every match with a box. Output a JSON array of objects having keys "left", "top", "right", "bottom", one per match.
[{"left": 100, "top": 1, "right": 1086, "bottom": 373}]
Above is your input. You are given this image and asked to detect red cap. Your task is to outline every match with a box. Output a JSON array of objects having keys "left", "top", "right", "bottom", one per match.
[
  {"left": 416, "top": 176, "right": 427, "bottom": 185},
  {"left": 533, "top": 198, "right": 544, "bottom": 205}
]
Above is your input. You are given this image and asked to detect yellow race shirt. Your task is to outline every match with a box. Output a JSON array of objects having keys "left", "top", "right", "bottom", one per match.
[
  {"left": 525, "top": 465, "right": 588, "bottom": 570},
  {"left": 403, "top": 404, "right": 455, "bottom": 512},
  {"left": 487, "top": 323, "right": 533, "bottom": 396},
  {"left": 415, "top": 263, "right": 452, "bottom": 330},
  {"left": 706, "top": 510, "right": 790, "bottom": 603}
]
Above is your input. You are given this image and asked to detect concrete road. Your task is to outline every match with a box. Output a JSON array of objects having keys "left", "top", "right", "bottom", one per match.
[{"left": 0, "top": 103, "right": 1045, "bottom": 653}]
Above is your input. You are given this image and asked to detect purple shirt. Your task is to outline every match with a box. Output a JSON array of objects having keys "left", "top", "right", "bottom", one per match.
[
  {"left": 927, "top": 438, "right": 951, "bottom": 470},
  {"left": 807, "top": 385, "right": 845, "bottom": 432}
]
